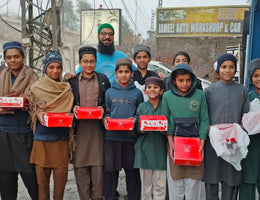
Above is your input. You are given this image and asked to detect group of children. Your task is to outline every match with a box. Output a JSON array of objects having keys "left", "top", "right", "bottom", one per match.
[{"left": 0, "top": 40, "right": 260, "bottom": 200}]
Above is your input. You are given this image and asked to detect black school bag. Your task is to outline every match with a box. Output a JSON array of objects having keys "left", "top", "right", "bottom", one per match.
[{"left": 173, "top": 117, "right": 198, "bottom": 137}]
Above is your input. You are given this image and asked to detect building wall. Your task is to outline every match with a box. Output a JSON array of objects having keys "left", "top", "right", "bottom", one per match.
[{"left": 155, "top": 37, "right": 242, "bottom": 82}]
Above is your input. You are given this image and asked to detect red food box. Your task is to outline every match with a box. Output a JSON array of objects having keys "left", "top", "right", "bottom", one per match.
[
  {"left": 140, "top": 115, "right": 168, "bottom": 131},
  {"left": 44, "top": 113, "right": 73, "bottom": 127},
  {"left": 0, "top": 97, "right": 26, "bottom": 109},
  {"left": 107, "top": 118, "right": 134, "bottom": 130},
  {"left": 76, "top": 107, "right": 103, "bottom": 119},
  {"left": 174, "top": 136, "right": 201, "bottom": 166}
]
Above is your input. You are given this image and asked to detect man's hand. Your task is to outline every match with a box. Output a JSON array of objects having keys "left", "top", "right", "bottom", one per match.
[
  {"left": 199, "top": 139, "right": 205, "bottom": 160},
  {"left": 129, "top": 117, "right": 137, "bottom": 124},
  {"left": 167, "top": 135, "right": 175, "bottom": 160},
  {"left": 0, "top": 107, "right": 14, "bottom": 115},
  {"left": 63, "top": 72, "right": 76, "bottom": 81},
  {"left": 103, "top": 117, "right": 110, "bottom": 130},
  {"left": 73, "top": 105, "right": 79, "bottom": 118},
  {"left": 37, "top": 112, "right": 46, "bottom": 126}
]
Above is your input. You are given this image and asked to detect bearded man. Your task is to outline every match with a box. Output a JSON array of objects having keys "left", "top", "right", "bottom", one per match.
[{"left": 65, "top": 23, "right": 136, "bottom": 84}]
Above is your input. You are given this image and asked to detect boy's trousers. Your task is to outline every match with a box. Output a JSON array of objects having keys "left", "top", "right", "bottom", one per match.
[
  {"left": 139, "top": 168, "right": 166, "bottom": 200},
  {"left": 35, "top": 164, "right": 68, "bottom": 200},
  {"left": 205, "top": 182, "right": 238, "bottom": 200},
  {"left": 0, "top": 170, "right": 38, "bottom": 200},
  {"left": 74, "top": 165, "right": 103, "bottom": 200},
  {"left": 104, "top": 169, "right": 141, "bottom": 200}
]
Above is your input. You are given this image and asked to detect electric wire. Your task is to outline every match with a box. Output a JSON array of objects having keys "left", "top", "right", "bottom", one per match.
[
  {"left": 0, "top": 15, "right": 21, "bottom": 32},
  {"left": 101, "top": 0, "right": 133, "bottom": 35}
]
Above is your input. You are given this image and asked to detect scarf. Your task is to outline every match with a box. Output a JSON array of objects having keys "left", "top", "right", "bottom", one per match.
[
  {"left": 0, "top": 65, "right": 38, "bottom": 98},
  {"left": 29, "top": 75, "right": 74, "bottom": 131}
]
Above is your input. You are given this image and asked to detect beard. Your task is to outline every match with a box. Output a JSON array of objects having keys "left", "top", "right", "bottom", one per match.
[{"left": 98, "top": 40, "right": 115, "bottom": 56}]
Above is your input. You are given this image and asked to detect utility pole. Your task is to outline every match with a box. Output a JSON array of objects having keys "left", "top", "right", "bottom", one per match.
[
  {"left": 147, "top": 10, "right": 155, "bottom": 42},
  {"left": 51, "top": 0, "right": 61, "bottom": 51},
  {"left": 158, "top": 0, "right": 163, "bottom": 8},
  {"left": 20, "top": 0, "right": 61, "bottom": 71}
]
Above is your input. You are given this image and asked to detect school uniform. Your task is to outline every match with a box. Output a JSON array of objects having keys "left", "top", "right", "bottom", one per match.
[
  {"left": 134, "top": 100, "right": 167, "bottom": 200},
  {"left": 162, "top": 63, "right": 209, "bottom": 200},
  {"left": 239, "top": 90, "right": 260, "bottom": 200}
]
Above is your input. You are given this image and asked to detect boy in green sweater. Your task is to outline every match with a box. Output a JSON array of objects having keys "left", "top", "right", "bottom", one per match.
[
  {"left": 162, "top": 63, "right": 209, "bottom": 200},
  {"left": 134, "top": 77, "right": 167, "bottom": 200}
]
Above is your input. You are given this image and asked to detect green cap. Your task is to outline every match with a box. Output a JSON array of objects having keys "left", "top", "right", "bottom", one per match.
[{"left": 98, "top": 23, "right": 114, "bottom": 34}]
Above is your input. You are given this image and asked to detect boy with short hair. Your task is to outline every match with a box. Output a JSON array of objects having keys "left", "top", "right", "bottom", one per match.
[
  {"left": 103, "top": 57, "right": 143, "bottom": 200},
  {"left": 69, "top": 46, "right": 110, "bottom": 200},
  {"left": 133, "top": 44, "right": 159, "bottom": 85},
  {"left": 134, "top": 77, "right": 167, "bottom": 200},
  {"left": 203, "top": 53, "right": 249, "bottom": 200},
  {"left": 0, "top": 41, "right": 39, "bottom": 200},
  {"left": 133, "top": 44, "right": 159, "bottom": 101},
  {"left": 162, "top": 63, "right": 209, "bottom": 200}
]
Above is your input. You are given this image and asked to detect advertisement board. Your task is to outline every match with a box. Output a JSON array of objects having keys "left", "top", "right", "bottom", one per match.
[
  {"left": 81, "top": 9, "right": 121, "bottom": 45},
  {"left": 156, "top": 6, "right": 249, "bottom": 37}
]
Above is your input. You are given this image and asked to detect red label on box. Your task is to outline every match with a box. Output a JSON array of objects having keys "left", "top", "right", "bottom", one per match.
[
  {"left": 0, "top": 97, "right": 26, "bottom": 108},
  {"left": 107, "top": 118, "right": 133, "bottom": 130},
  {"left": 174, "top": 136, "right": 201, "bottom": 166},
  {"left": 77, "top": 107, "right": 103, "bottom": 119},
  {"left": 140, "top": 115, "right": 168, "bottom": 131},
  {"left": 44, "top": 113, "right": 73, "bottom": 127}
]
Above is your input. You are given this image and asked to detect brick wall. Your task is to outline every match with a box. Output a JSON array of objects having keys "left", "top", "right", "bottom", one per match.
[{"left": 155, "top": 37, "right": 242, "bottom": 82}]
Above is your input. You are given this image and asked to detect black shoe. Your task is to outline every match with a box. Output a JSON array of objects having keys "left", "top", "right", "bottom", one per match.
[{"left": 115, "top": 191, "right": 120, "bottom": 199}]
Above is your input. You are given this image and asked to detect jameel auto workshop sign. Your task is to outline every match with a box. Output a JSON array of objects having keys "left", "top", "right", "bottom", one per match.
[{"left": 156, "top": 6, "right": 249, "bottom": 37}]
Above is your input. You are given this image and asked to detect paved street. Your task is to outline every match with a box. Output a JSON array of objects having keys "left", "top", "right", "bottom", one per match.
[{"left": 16, "top": 164, "right": 258, "bottom": 200}]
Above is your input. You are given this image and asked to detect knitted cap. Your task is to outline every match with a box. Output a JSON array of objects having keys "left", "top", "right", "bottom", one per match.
[
  {"left": 216, "top": 53, "right": 237, "bottom": 74},
  {"left": 248, "top": 58, "right": 260, "bottom": 81},
  {"left": 43, "top": 51, "right": 62, "bottom": 73},
  {"left": 3, "top": 41, "right": 23, "bottom": 54},
  {"left": 98, "top": 23, "right": 114, "bottom": 34},
  {"left": 79, "top": 46, "right": 97, "bottom": 58},
  {"left": 145, "top": 77, "right": 164, "bottom": 89},
  {"left": 133, "top": 44, "right": 151, "bottom": 58},
  {"left": 116, "top": 58, "right": 132, "bottom": 67}
]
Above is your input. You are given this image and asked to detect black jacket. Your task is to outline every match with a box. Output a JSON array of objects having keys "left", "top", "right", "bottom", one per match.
[
  {"left": 68, "top": 72, "right": 111, "bottom": 132},
  {"left": 69, "top": 72, "right": 110, "bottom": 108}
]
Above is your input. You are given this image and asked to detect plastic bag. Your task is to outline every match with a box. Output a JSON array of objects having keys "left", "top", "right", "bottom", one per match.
[
  {"left": 134, "top": 81, "right": 148, "bottom": 102},
  {"left": 242, "top": 111, "right": 260, "bottom": 135},
  {"left": 249, "top": 98, "right": 260, "bottom": 112},
  {"left": 209, "top": 123, "right": 250, "bottom": 171}
]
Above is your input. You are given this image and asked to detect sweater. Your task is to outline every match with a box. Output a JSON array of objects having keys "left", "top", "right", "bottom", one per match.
[
  {"left": 34, "top": 121, "right": 69, "bottom": 141},
  {"left": 162, "top": 67, "right": 209, "bottom": 139},
  {"left": 104, "top": 79, "right": 143, "bottom": 142},
  {"left": 203, "top": 81, "right": 249, "bottom": 186},
  {"left": 240, "top": 89, "right": 260, "bottom": 184}
]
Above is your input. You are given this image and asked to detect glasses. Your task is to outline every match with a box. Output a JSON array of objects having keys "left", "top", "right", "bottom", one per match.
[
  {"left": 100, "top": 31, "right": 114, "bottom": 36},
  {"left": 81, "top": 60, "right": 96, "bottom": 65}
]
